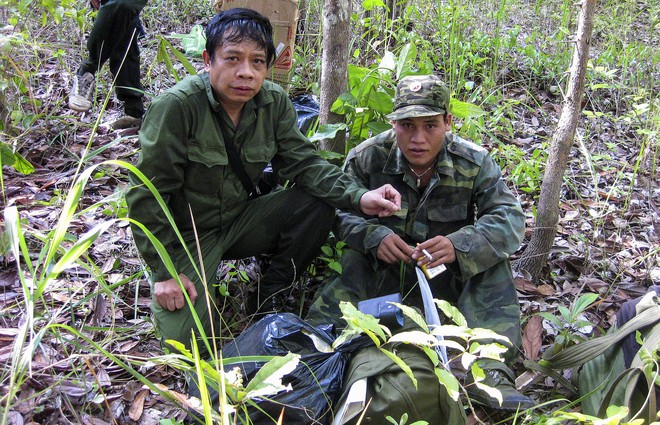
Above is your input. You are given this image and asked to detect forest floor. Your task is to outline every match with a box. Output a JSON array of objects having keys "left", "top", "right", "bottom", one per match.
[{"left": 1, "top": 3, "right": 658, "bottom": 425}]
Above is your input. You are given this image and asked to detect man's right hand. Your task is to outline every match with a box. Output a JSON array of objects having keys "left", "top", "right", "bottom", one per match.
[
  {"left": 377, "top": 233, "right": 414, "bottom": 264},
  {"left": 154, "top": 274, "right": 198, "bottom": 311}
]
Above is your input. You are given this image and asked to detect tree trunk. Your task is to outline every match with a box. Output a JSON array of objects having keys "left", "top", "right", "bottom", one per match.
[
  {"left": 513, "top": 0, "right": 596, "bottom": 280},
  {"left": 318, "top": 0, "right": 350, "bottom": 154}
]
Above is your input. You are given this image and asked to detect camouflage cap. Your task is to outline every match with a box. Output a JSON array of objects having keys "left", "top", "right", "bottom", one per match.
[{"left": 386, "top": 75, "right": 450, "bottom": 121}]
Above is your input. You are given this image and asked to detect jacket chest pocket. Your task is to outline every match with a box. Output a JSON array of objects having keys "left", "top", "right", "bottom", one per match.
[
  {"left": 184, "top": 143, "right": 228, "bottom": 194},
  {"left": 426, "top": 196, "right": 472, "bottom": 237},
  {"left": 242, "top": 138, "right": 278, "bottom": 177}
]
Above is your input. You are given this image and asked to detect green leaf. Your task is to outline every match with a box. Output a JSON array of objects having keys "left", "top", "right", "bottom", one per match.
[
  {"left": 380, "top": 348, "right": 417, "bottom": 389},
  {"left": 328, "top": 262, "right": 342, "bottom": 274},
  {"left": 397, "top": 303, "right": 430, "bottom": 332},
  {"left": 538, "top": 311, "right": 562, "bottom": 328},
  {"left": 436, "top": 300, "right": 468, "bottom": 327},
  {"left": 309, "top": 123, "right": 347, "bottom": 142},
  {"left": 0, "top": 143, "right": 16, "bottom": 166},
  {"left": 0, "top": 144, "right": 34, "bottom": 175},
  {"left": 435, "top": 367, "right": 461, "bottom": 401},
  {"left": 47, "top": 220, "right": 118, "bottom": 284},
  {"left": 173, "top": 24, "right": 206, "bottom": 57},
  {"left": 367, "top": 90, "right": 394, "bottom": 115},
  {"left": 449, "top": 98, "right": 486, "bottom": 120},
  {"left": 317, "top": 150, "right": 345, "bottom": 161},
  {"left": 378, "top": 51, "right": 396, "bottom": 72},
  {"left": 571, "top": 293, "right": 599, "bottom": 316},
  {"left": 395, "top": 43, "right": 418, "bottom": 79},
  {"left": 388, "top": 330, "right": 438, "bottom": 346},
  {"left": 331, "top": 93, "right": 356, "bottom": 114},
  {"left": 557, "top": 305, "right": 571, "bottom": 321},
  {"left": 339, "top": 301, "right": 389, "bottom": 345},
  {"left": 362, "top": 0, "right": 386, "bottom": 11},
  {"left": 243, "top": 352, "right": 300, "bottom": 400}
]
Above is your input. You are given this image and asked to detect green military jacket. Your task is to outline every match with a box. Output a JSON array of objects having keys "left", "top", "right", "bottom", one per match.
[
  {"left": 126, "top": 73, "right": 367, "bottom": 281},
  {"left": 336, "top": 129, "right": 524, "bottom": 282}
]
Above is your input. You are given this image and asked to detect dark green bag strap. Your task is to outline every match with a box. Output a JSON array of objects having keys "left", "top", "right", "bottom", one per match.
[{"left": 216, "top": 114, "right": 260, "bottom": 199}]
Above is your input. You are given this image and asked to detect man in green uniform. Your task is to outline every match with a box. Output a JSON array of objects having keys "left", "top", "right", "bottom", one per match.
[
  {"left": 306, "top": 75, "right": 533, "bottom": 410},
  {"left": 125, "top": 9, "right": 400, "bottom": 353}
]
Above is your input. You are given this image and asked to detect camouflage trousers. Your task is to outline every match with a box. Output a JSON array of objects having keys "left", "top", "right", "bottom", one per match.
[{"left": 306, "top": 249, "right": 522, "bottom": 362}]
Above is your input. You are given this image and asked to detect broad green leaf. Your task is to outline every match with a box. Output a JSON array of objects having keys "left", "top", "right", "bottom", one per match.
[
  {"left": 367, "top": 90, "right": 394, "bottom": 114},
  {"left": 308, "top": 123, "right": 347, "bottom": 142},
  {"left": 338, "top": 301, "right": 389, "bottom": 344},
  {"left": 449, "top": 98, "right": 486, "bottom": 120},
  {"left": 435, "top": 368, "right": 461, "bottom": 401},
  {"left": 388, "top": 330, "right": 438, "bottom": 346},
  {"left": 436, "top": 300, "right": 468, "bottom": 326},
  {"left": 558, "top": 305, "right": 571, "bottom": 321},
  {"left": 474, "top": 381, "right": 503, "bottom": 406},
  {"left": 243, "top": 352, "right": 300, "bottom": 399},
  {"left": 378, "top": 51, "right": 396, "bottom": 72},
  {"left": 362, "top": 0, "right": 386, "bottom": 11},
  {"left": 571, "top": 293, "right": 599, "bottom": 315},
  {"left": 347, "top": 64, "right": 368, "bottom": 87},
  {"left": 317, "top": 150, "right": 345, "bottom": 161},
  {"left": 538, "top": 312, "right": 563, "bottom": 328},
  {"left": 395, "top": 43, "right": 417, "bottom": 79},
  {"left": 171, "top": 24, "right": 206, "bottom": 57},
  {"left": 396, "top": 303, "right": 429, "bottom": 332},
  {"left": 469, "top": 327, "right": 511, "bottom": 344},
  {"left": 331, "top": 93, "right": 356, "bottom": 114},
  {"left": 328, "top": 262, "right": 342, "bottom": 274}
]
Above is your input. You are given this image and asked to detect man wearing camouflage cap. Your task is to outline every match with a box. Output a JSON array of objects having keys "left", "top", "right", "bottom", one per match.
[{"left": 306, "top": 75, "right": 533, "bottom": 411}]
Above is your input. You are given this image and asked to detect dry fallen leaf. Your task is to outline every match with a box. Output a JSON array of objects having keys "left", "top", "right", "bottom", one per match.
[
  {"left": 522, "top": 314, "right": 543, "bottom": 361},
  {"left": 129, "top": 388, "right": 149, "bottom": 421}
]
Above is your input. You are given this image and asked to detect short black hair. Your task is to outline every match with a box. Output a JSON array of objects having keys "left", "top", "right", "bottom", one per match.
[{"left": 205, "top": 8, "right": 276, "bottom": 67}]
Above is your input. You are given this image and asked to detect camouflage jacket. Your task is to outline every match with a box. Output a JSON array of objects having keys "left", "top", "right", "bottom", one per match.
[{"left": 336, "top": 129, "right": 525, "bottom": 282}]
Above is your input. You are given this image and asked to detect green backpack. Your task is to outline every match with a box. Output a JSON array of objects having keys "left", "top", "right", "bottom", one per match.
[{"left": 333, "top": 316, "right": 468, "bottom": 425}]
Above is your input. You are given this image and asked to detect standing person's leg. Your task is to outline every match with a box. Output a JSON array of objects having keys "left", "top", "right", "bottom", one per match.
[
  {"left": 221, "top": 188, "right": 335, "bottom": 313},
  {"left": 107, "top": 0, "right": 146, "bottom": 121},
  {"left": 70, "top": 0, "right": 146, "bottom": 118}
]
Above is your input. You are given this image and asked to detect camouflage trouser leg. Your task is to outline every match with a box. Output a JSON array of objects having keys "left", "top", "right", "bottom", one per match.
[
  {"left": 305, "top": 249, "right": 377, "bottom": 329},
  {"left": 455, "top": 262, "right": 522, "bottom": 362},
  {"left": 306, "top": 249, "right": 521, "bottom": 361}
]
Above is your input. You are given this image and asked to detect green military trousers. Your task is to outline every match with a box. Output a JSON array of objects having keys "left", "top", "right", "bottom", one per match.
[
  {"left": 306, "top": 249, "right": 522, "bottom": 361},
  {"left": 153, "top": 188, "right": 334, "bottom": 353}
]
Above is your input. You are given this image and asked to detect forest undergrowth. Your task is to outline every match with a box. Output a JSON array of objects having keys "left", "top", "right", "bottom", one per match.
[{"left": 0, "top": 0, "right": 658, "bottom": 424}]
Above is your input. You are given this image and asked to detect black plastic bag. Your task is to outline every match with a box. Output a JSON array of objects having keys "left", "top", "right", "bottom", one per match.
[
  {"left": 222, "top": 313, "right": 353, "bottom": 425},
  {"left": 291, "top": 94, "right": 320, "bottom": 136}
]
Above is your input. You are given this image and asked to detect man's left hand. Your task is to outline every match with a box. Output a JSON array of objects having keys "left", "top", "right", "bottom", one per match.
[
  {"left": 359, "top": 184, "right": 401, "bottom": 217},
  {"left": 412, "top": 235, "right": 457, "bottom": 266}
]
